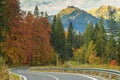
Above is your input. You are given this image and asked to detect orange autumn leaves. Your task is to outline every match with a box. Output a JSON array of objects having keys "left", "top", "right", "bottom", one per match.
[
  {"left": 0, "top": 0, "right": 52, "bottom": 66},
  {"left": 5, "top": 3, "right": 53, "bottom": 65}
]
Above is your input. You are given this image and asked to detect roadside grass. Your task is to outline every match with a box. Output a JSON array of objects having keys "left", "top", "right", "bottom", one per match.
[
  {"left": 0, "top": 66, "right": 9, "bottom": 80},
  {"left": 9, "top": 73, "right": 21, "bottom": 80},
  {"left": 62, "top": 61, "right": 120, "bottom": 71},
  {"left": 30, "top": 61, "right": 120, "bottom": 71}
]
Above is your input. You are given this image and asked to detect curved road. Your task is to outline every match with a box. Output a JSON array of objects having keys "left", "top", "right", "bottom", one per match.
[{"left": 11, "top": 68, "right": 99, "bottom": 80}]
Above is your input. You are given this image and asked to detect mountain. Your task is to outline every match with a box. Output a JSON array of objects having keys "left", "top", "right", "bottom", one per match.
[
  {"left": 49, "top": 6, "right": 99, "bottom": 32},
  {"left": 87, "top": 5, "right": 120, "bottom": 20}
]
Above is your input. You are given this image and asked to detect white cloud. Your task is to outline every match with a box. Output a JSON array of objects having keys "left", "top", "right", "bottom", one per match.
[{"left": 20, "top": 0, "right": 120, "bottom": 15}]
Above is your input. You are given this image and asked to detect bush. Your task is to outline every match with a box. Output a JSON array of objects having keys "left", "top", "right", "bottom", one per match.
[
  {"left": 88, "top": 53, "right": 100, "bottom": 65},
  {"left": 0, "top": 57, "right": 9, "bottom": 80},
  {"left": 109, "top": 60, "right": 118, "bottom": 66}
]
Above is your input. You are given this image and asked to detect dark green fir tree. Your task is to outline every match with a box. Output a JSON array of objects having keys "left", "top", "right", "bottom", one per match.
[
  {"left": 67, "top": 22, "right": 74, "bottom": 58},
  {"left": 34, "top": 5, "right": 39, "bottom": 18}
]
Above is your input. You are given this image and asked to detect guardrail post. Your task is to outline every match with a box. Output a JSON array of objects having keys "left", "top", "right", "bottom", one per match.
[
  {"left": 118, "top": 75, "right": 120, "bottom": 80},
  {"left": 108, "top": 74, "right": 112, "bottom": 80},
  {"left": 99, "top": 72, "right": 102, "bottom": 78},
  {"left": 83, "top": 70, "right": 85, "bottom": 74},
  {"left": 90, "top": 71, "right": 93, "bottom": 75}
]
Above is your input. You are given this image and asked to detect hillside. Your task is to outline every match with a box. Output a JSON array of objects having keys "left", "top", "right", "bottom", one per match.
[
  {"left": 87, "top": 5, "right": 120, "bottom": 19},
  {"left": 49, "top": 5, "right": 120, "bottom": 32},
  {"left": 49, "top": 6, "right": 99, "bottom": 32}
]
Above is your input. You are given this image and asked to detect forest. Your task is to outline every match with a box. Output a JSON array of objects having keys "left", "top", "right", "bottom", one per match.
[{"left": 1, "top": 0, "right": 120, "bottom": 70}]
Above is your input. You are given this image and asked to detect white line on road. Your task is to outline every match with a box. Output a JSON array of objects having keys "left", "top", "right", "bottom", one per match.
[
  {"left": 74, "top": 74, "right": 98, "bottom": 80},
  {"left": 31, "top": 72, "right": 59, "bottom": 80},
  {"left": 17, "top": 70, "right": 27, "bottom": 80},
  {"left": 44, "top": 74, "right": 59, "bottom": 80},
  {"left": 45, "top": 72, "right": 98, "bottom": 80},
  {"left": 21, "top": 75, "right": 27, "bottom": 80}
]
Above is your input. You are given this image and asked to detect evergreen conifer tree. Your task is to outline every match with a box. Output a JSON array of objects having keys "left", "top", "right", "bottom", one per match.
[
  {"left": 51, "top": 15, "right": 56, "bottom": 47},
  {"left": 34, "top": 5, "right": 39, "bottom": 18},
  {"left": 105, "top": 36, "right": 116, "bottom": 63},
  {"left": 51, "top": 15, "right": 66, "bottom": 64},
  {"left": 108, "top": 10, "right": 118, "bottom": 38},
  {"left": 0, "top": 0, "right": 9, "bottom": 58},
  {"left": 67, "top": 22, "right": 73, "bottom": 57},
  {"left": 83, "top": 22, "right": 94, "bottom": 46},
  {"left": 95, "top": 17, "right": 107, "bottom": 57}
]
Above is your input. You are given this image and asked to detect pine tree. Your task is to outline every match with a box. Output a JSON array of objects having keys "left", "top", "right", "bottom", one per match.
[
  {"left": 73, "top": 31, "right": 83, "bottom": 49},
  {"left": 0, "top": 0, "right": 9, "bottom": 59},
  {"left": 40, "top": 11, "right": 44, "bottom": 17},
  {"left": 34, "top": 5, "right": 39, "bottom": 18},
  {"left": 67, "top": 22, "right": 73, "bottom": 57},
  {"left": 105, "top": 36, "right": 116, "bottom": 63},
  {"left": 51, "top": 15, "right": 56, "bottom": 47},
  {"left": 45, "top": 12, "right": 48, "bottom": 17},
  {"left": 83, "top": 22, "right": 94, "bottom": 46},
  {"left": 117, "top": 18, "right": 120, "bottom": 65},
  {"left": 108, "top": 10, "right": 118, "bottom": 38},
  {"left": 0, "top": 1, "right": 10, "bottom": 77},
  {"left": 52, "top": 15, "right": 66, "bottom": 64},
  {"left": 117, "top": 33, "right": 120, "bottom": 65},
  {"left": 95, "top": 17, "right": 107, "bottom": 57},
  {"left": 0, "top": 0, "right": 7, "bottom": 42},
  {"left": 93, "top": 23, "right": 99, "bottom": 43}
]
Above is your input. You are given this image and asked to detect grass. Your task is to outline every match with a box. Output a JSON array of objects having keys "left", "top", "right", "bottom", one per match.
[
  {"left": 30, "top": 61, "right": 120, "bottom": 71},
  {"left": 62, "top": 61, "right": 120, "bottom": 70},
  {"left": 9, "top": 73, "right": 21, "bottom": 80}
]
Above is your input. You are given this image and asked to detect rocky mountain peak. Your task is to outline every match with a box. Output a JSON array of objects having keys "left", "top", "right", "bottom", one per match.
[
  {"left": 59, "top": 6, "right": 80, "bottom": 16},
  {"left": 87, "top": 5, "right": 120, "bottom": 19},
  {"left": 98, "top": 5, "right": 120, "bottom": 13}
]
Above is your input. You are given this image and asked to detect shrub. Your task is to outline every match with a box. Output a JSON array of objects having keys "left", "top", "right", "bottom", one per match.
[
  {"left": 0, "top": 57, "right": 9, "bottom": 80},
  {"left": 109, "top": 60, "right": 118, "bottom": 66}
]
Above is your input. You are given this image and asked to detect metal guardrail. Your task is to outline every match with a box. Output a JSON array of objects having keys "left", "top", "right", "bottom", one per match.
[{"left": 31, "top": 68, "right": 120, "bottom": 80}]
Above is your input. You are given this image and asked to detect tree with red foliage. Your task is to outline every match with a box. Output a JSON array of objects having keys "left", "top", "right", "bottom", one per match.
[
  {"left": 6, "top": 7, "right": 53, "bottom": 65},
  {"left": 109, "top": 60, "right": 118, "bottom": 66},
  {"left": 1, "top": 0, "right": 53, "bottom": 66},
  {"left": 31, "top": 17, "right": 53, "bottom": 65}
]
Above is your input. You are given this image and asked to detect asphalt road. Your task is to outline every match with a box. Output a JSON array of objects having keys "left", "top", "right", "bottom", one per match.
[{"left": 11, "top": 68, "right": 99, "bottom": 80}]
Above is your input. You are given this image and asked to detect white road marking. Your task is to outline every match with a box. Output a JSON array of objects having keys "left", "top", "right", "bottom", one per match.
[
  {"left": 44, "top": 72, "right": 98, "bottom": 80},
  {"left": 44, "top": 74, "right": 59, "bottom": 80},
  {"left": 30, "top": 72, "right": 59, "bottom": 80},
  {"left": 73, "top": 73, "right": 98, "bottom": 80},
  {"left": 12, "top": 69, "right": 97, "bottom": 80},
  {"left": 21, "top": 75, "right": 27, "bottom": 80}
]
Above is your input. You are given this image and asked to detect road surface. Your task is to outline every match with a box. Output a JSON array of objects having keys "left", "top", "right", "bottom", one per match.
[{"left": 11, "top": 68, "right": 99, "bottom": 80}]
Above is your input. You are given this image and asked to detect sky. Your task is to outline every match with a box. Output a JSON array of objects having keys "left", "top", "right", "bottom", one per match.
[{"left": 20, "top": 0, "right": 120, "bottom": 15}]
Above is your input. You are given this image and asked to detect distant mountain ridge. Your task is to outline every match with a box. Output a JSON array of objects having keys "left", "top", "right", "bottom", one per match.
[
  {"left": 49, "top": 6, "right": 99, "bottom": 32},
  {"left": 87, "top": 5, "right": 120, "bottom": 19},
  {"left": 49, "top": 5, "right": 120, "bottom": 32}
]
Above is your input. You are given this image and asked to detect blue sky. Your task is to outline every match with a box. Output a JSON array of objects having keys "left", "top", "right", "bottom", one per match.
[{"left": 20, "top": 0, "right": 120, "bottom": 15}]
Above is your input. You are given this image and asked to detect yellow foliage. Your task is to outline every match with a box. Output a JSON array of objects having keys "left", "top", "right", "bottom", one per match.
[
  {"left": 85, "top": 41, "right": 96, "bottom": 63},
  {"left": 88, "top": 54, "right": 95, "bottom": 63},
  {"left": 74, "top": 48, "right": 82, "bottom": 57},
  {"left": 7, "top": 47, "right": 19, "bottom": 63},
  {"left": 74, "top": 47, "right": 85, "bottom": 64},
  {"left": 88, "top": 53, "right": 100, "bottom": 65}
]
